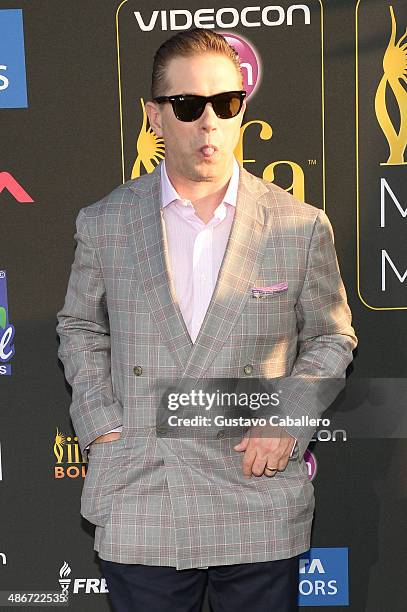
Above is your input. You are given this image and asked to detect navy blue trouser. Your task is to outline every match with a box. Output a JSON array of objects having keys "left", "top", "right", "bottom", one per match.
[{"left": 99, "top": 555, "right": 299, "bottom": 612}]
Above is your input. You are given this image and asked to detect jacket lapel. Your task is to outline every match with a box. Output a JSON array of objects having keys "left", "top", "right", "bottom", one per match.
[
  {"left": 126, "top": 162, "right": 273, "bottom": 378},
  {"left": 126, "top": 163, "right": 193, "bottom": 371}
]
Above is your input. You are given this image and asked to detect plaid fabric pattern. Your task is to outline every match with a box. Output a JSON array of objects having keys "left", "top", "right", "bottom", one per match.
[{"left": 56, "top": 162, "right": 357, "bottom": 569}]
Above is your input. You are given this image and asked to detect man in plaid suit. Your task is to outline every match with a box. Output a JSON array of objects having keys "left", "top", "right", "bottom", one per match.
[{"left": 56, "top": 28, "right": 357, "bottom": 612}]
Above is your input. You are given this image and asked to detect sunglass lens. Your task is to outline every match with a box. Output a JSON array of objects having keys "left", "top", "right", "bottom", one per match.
[
  {"left": 214, "top": 93, "right": 242, "bottom": 119},
  {"left": 173, "top": 97, "right": 205, "bottom": 122}
]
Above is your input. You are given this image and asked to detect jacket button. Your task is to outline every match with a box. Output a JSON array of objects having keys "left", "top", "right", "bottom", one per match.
[
  {"left": 133, "top": 365, "right": 143, "bottom": 376},
  {"left": 216, "top": 430, "right": 226, "bottom": 439},
  {"left": 156, "top": 425, "right": 168, "bottom": 436},
  {"left": 243, "top": 364, "right": 253, "bottom": 375}
]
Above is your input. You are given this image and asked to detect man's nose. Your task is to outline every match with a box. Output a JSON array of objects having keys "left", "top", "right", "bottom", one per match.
[{"left": 199, "top": 102, "right": 218, "bottom": 131}]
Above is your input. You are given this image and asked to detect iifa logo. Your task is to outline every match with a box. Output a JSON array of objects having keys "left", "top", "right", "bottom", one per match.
[
  {"left": 117, "top": 0, "right": 325, "bottom": 205},
  {"left": 298, "top": 547, "right": 349, "bottom": 606},
  {"left": 0, "top": 271, "right": 15, "bottom": 375},
  {"left": 0, "top": 9, "right": 28, "bottom": 108},
  {"left": 356, "top": 1, "right": 406, "bottom": 309},
  {"left": 53, "top": 428, "right": 88, "bottom": 479}
]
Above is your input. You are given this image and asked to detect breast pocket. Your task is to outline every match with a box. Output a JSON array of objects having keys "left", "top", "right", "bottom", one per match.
[{"left": 241, "top": 288, "right": 293, "bottom": 336}]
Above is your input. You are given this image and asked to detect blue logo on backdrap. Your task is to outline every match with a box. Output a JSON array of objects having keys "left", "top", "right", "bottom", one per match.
[
  {"left": 298, "top": 547, "right": 349, "bottom": 606},
  {"left": 0, "top": 9, "right": 28, "bottom": 108},
  {"left": 0, "top": 271, "right": 15, "bottom": 375}
]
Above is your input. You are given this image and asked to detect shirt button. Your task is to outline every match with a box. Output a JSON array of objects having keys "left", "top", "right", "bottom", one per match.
[
  {"left": 156, "top": 425, "right": 168, "bottom": 436},
  {"left": 133, "top": 365, "right": 143, "bottom": 376},
  {"left": 243, "top": 364, "right": 253, "bottom": 375},
  {"left": 216, "top": 430, "right": 226, "bottom": 439}
]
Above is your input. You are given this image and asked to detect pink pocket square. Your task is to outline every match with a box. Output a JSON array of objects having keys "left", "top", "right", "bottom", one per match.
[{"left": 251, "top": 282, "right": 288, "bottom": 298}]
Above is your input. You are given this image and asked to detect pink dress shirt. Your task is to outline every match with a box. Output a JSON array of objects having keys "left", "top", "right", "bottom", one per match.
[{"left": 160, "top": 157, "right": 239, "bottom": 342}]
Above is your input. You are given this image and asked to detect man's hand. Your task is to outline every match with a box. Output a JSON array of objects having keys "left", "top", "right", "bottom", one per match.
[
  {"left": 91, "top": 431, "right": 121, "bottom": 445},
  {"left": 233, "top": 424, "right": 295, "bottom": 478}
]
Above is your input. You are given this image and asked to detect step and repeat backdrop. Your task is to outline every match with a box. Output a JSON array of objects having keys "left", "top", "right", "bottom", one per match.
[{"left": 1, "top": 1, "right": 406, "bottom": 610}]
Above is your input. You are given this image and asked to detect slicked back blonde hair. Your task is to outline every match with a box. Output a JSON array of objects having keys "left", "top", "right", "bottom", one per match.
[{"left": 151, "top": 28, "right": 243, "bottom": 98}]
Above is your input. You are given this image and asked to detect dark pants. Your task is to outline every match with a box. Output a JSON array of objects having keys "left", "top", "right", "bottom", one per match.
[{"left": 99, "top": 556, "right": 299, "bottom": 612}]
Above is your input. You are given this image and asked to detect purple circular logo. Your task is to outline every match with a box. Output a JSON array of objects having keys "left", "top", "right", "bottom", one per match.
[
  {"left": 222, "top": 32, "right": 261, "bottom": 99},
  {"left": 304, "top": 450, "right": 317, "bottom": 481}
]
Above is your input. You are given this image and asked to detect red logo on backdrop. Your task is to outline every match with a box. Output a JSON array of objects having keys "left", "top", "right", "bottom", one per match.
[
  {"left": 222, "top": 32, "right": 261, "bottom": 99},
  {"left": 0, "top": 172, "right": 33, "bottom": 202}
]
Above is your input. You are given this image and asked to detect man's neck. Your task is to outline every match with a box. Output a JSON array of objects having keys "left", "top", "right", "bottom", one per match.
[
  {"left": 186, "top": 185, "right": 230, "bottom": 224},
  {"left": 165, "top": 161, "right": 234, "bottom": 224}
]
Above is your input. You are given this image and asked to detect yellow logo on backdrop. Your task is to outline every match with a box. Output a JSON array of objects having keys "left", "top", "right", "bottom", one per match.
[
  {"left": 131, "top": 99, "right": 165, "bottom": 177},
  {"left": 53, "top": 428, "right": 87, "bottom": 479},
  {"left": 131, "top": 98, "right": 305, "bottom": 200},
  {"left": 356, "top": 0, "right": 407, "bottom": 310},
  {"left": 374, "top": 5, "right": 407, "bottom": 165}
]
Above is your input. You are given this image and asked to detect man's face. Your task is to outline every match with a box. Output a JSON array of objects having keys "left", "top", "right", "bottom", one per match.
[{"left": 146, "top": 53, "right": 245, "bottom": 184}]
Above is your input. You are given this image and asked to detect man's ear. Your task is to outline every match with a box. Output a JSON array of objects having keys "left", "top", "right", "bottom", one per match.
[{"left": 145, "top": 101, "right": 163, "bottom": 137}]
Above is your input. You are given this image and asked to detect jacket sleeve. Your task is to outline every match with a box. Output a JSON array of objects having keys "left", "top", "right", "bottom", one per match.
[
  {"left": 56, "top": 209, "right": 123, "bottom": 455},
  {"left": 276, "top": 209, "right": 358, "bottom": 459}
]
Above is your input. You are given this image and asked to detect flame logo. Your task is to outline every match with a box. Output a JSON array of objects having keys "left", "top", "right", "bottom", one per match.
[
  {"left": 59, "top": 561, "right": 71, "bottom": 579},
  {"left": 375, "top": 6, "right": 407, "bottom": 165},
  {"left": 131, "top": 98, "right": 165, "bottom": 178},
  {"left": 53, "top": 428, "right": 66, "bottom": 464}
]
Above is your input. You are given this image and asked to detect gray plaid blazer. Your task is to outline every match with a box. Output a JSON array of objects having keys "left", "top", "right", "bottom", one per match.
[{"left": 56, "top": 162, "right": 357, "bottom": 569}]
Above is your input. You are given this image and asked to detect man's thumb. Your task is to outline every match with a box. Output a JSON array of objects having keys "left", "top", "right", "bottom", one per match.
[{"left": 234, "top": 436, "right": 249, "bottom": 451}]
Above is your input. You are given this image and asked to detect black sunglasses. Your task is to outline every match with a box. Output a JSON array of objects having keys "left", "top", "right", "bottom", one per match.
[{"left": 153, "top": 90, "right": 246, "bottom": 122}]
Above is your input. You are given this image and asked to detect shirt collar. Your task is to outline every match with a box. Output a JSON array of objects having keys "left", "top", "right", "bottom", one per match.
[{"left": 160, "top": 157, "right": 240, "bottom": 209}]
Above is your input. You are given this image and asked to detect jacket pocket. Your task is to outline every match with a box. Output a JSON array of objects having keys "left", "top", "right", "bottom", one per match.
[{"left": 81, "top": 438, "right": 125, "bottom": 527}]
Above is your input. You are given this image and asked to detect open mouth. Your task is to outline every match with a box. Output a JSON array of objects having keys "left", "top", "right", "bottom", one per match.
[{"left": 199, "top": 145, "right": 218, "bottom": 158}]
